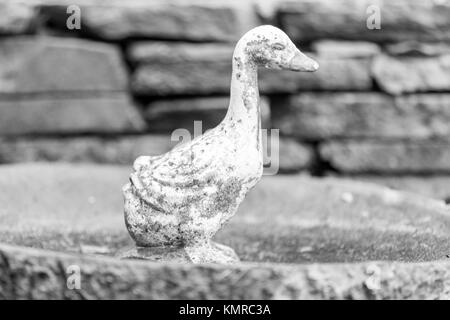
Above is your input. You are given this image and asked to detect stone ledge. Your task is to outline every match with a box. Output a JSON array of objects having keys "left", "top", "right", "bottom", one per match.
[
  {"left": 272, "top": 93, "right": 450, "bottom": 140},
  {"left": 0, "top": 37, "right": 127, "bottom": 94},
  {"left": 0, "top": 135, "right": 172, "bottom": 165},
  {"left": 347, "top": 175, "right": 450, "bottom": 202},
  {"left": 278, "top": 0, "right": 450, "bottom": 43},
  {"left": 0, "top": 135, "right": 313, "bottom": 173},
  {"left": 274, "top": 138, "right": 314, "bottom": 173},
  {"left": 39, "top": 2, "right": 239, "bottom": 42},
  {"left": 384, "top": 42, "right": 450, "bottom": 57},
  {"left": 0, "top": 2, "right": 36, "bottom": 35},
  {"left": 372, "top": 54, "right": 450, "bottom": 95},
  {"left": 311, "top": 40, "right": 381, "bottom": 58},
  {"left": 0, "top": 95, "right": 145, "bottom": 135},
  {"left": 144, "top": 96, "right": 271, "bottom": 132},
  {"left": 128, "top": 41, "right": 234, "bottom": 64},
  {"left": 320, "top": 140, "right": 450, "bottom": 174}
]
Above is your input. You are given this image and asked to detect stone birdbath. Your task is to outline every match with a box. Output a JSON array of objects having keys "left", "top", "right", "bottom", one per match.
[
  {"left": 1, "top": 163, "right": 450, "bottom": 299},
  {"left": 1, "top": 26, "right": 450, "bottom": 299}
]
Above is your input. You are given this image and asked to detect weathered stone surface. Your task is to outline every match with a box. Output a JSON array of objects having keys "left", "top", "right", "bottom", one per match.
[
  {"left": 128, "top": 41, "right": 234, "bottom": 64},
  {"left": 0, "top": 135, "right": 174, "bottom": 164},
  {"left": 40, "top": 2, "right": 238, "bottom": 42},
  {"left": 372, "top": 54, "right": 450, "bottom": 95},
  {"left": 144, "top": 96, "right": 271, "bottom": 132},
  {"left": 2, "top": 243, "right": 450, "bottom": 300},
  {"left": 131, "top": 44, "right": 371, "bottom": 95},
  {"left": 312, "top": 40, "right": 381, "bottom": 58},
  {"left": 349, "top": 175, "right": 450, "bottom": 202},
  {"left": 1, "top": 164, "right": 450, "bottom": 299},
  {"left": 0, "top": 2, "right": 36, "bottom": 35},
  {"left": 0, "top": 134, "right": 312, "bottom": 174},
  {"left": 0, "top": 133, "right": 313, "bottom": 174},
  {"left": 272, "top": 93, "right": 450, "bottom": 140},
  {"left": 0, "top": 95, "right": 145, "bottom": 135},
  {"left": 320, "top": 141, "right": 450, "bottom": 173},
  {"left": 0, "top": 37, "right": 127, "bottom": 94},
  {"left": 132, "top": 61, "right": 230, "bottom": 96},
  {"left": 385, "top": 42, "right": 450, "bottom": 57},
  {"left": 271, "top": 138, "right": 314, "bottom": 173},
  {"left": 278, "top": 0, "right": 450, "bottom": 43},
  {"left": 2, "top": 164, "right": 450, "bottom": 263}
]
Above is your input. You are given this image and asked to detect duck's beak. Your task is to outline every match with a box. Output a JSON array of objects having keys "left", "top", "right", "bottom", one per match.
[{"left": 288, "top": 50, "right": 319, "bottom": 72}]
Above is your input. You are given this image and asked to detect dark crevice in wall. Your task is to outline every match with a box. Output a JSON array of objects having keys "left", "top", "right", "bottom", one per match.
[
  {"left": 118, "top": 42, "right": 136, "bottom": 73},
  {"left": 370, "top": 76, "right": 386, "bottom": 94},
  {"left": 131, "top": 95, "right": 150, "bottom": 113},
  {"left": 116, "top": 42, "right": 150, "bottom": 118},
  {"left": 309, "top": 141, "right": 338, "bottom": 177}
]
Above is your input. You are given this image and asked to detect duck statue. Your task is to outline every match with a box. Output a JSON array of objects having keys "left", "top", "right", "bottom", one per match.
[{"left": 122, "top": 25, "right": 319, "bottom": 263}]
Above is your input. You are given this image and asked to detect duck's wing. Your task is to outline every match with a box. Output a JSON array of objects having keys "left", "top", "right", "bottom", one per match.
[{"left": 130, "top": 132, "right": 228, "bottom": 213}]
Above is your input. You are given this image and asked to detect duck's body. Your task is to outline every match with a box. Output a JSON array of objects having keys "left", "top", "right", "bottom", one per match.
[
  {"left": 123, "top": 25, "right": 318, "bottom": 262},
  {"left": 124, "top": 121, "right": 262, "bottom": 247}
]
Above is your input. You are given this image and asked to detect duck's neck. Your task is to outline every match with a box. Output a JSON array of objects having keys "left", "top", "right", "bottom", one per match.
[{"left": 224, "top": 42, "right": 261, "bottom": 148}]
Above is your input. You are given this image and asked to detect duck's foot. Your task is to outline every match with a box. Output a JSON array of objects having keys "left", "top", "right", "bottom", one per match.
[
  {"left": 186, "top": 241, "right": 240, "bottom": 264},
  {"left": 117, "top": 241, "right": 239, "bottom": 264}
]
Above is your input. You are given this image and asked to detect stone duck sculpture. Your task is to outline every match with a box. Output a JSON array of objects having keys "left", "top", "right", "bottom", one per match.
[{"left": 122, "top": 25, "right": 319, "bottom": 263}]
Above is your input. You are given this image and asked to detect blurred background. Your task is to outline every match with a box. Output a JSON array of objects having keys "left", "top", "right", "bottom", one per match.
[{"left": 1, "top": 0, "right": 450, "bottom": 201}]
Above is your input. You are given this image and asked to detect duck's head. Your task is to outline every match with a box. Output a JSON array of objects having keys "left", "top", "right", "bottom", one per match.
[{"left": 239, "top": 25, "right": 319, "bottom": 72}]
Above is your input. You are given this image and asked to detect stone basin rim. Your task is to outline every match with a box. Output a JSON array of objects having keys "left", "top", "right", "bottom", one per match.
[
  {"left": 2, "top": 242, "right": 450, "bottom": 300},
  {"left": 2, "top": 164, "right": 450, "bottom": 265},
  {"left": 2, "top": 164, "right": 450, "bottom": 298},
  {"left": 2, "top": 242, "right": 450, "bottom": 270}
]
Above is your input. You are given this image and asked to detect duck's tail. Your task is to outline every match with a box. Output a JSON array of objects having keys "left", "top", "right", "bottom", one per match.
[{"left": 133, "top": 155, "right": 162, "bottom": 171}]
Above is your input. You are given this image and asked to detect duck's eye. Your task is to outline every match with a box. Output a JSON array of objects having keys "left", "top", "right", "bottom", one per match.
[{"left": 272, "top": 43, "right": 285, "bottom": 51}]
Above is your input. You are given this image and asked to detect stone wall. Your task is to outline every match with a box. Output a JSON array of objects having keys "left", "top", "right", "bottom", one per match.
[{"left": 1, "top": 0, "right": 450, "bottom": 201}]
